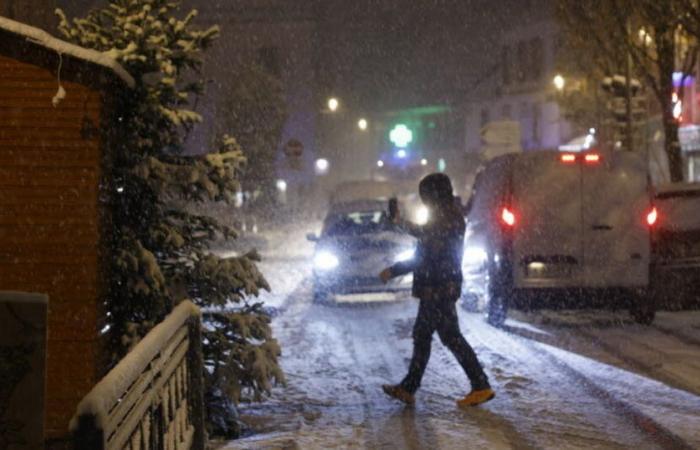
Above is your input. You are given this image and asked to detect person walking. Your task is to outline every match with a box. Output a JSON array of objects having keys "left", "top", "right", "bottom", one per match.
[{"left": 379, "top": 173, "right": 494, "bottom": 407}]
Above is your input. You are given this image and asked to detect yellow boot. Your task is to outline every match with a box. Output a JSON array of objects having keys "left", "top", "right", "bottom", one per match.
[
  {"left": 382, "top": 384, "right": 415, "bottom": 405},
  {"left": 457, "top": 388, "right": 495, "bottom": 407}
]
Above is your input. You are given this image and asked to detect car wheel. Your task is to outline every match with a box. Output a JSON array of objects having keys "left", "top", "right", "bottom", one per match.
[
  {"left": 461, "top": 292, "right": 482, "bottom": 312},
  {"left": 629, "top": 288, "right": 655, "bottom": 325},
  {"left": 485, "top": 254, "right": 512, "bottom": 328},
  {"left": 485, "top": 275, "right": 510, "bottom": 328},
  {"left": 486, "top": 289, "right": 508, "bottom": 327}
]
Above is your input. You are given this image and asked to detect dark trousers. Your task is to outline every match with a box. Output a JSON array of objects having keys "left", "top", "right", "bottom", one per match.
[{"left": 400, "top": 297, "right": 490, "bottom": 394}]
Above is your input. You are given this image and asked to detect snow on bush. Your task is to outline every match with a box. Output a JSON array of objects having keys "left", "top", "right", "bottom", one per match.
[{"left": 56, "top": 0, "right": 284, "bottom": 438}]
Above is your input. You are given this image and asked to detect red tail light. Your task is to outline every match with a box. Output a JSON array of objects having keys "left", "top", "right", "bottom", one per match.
[
  {"left": 584, "top": 153, "right": 601, "bottom": 163},
  {"left": 646, "top": 207, "right": 658, "bottom": 226},
  {"left": 501, "top": 206, "right": 516, "bottom": 227},
  {"left": 560, "top": 154, "right": 576, "bottom": 163}
]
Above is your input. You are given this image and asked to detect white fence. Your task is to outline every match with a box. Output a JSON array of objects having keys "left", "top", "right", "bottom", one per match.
[{"left": 71, "top": 301, "right": 205, "bottom": 450}]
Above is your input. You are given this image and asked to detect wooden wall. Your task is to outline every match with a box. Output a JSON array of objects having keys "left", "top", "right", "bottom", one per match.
[{"left": 0, "top": 53, "right": 104, "bottom": 443}]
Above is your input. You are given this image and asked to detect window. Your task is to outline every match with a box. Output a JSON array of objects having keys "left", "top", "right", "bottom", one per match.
[
  {"left": 519, "top": 101, "right": 530, "bottom": 119},
  {"left": 480, "top": 108, "right": 490, "bottom": 127},
  {"left": 516, "top": 41, "right": 527, "bottom": 82},
  {"left": 530, "top": 38, "right": 544, "bottom": 81},
  {"left": 532, "top": 103, "right": 541, "bottom": 143},
  {"left": 501, "top": 103, "right": 512, "bottom": 119},
  {"left": 502, "top": 45, "right": 511, "bottom": 85},
  {"left": 257, "top": 46, "right": 281, "bottom": 77}
]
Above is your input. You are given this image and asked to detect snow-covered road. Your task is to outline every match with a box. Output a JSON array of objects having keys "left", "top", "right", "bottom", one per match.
[{"left": 217, "top": 223, "right": 700, "bottom": 450}]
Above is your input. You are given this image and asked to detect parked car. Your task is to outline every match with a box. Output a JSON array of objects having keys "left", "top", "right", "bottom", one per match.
[
  {"left": 307, "top": 199, "right": 416, "bottom": 304},
  {"left": 462, "top": 150, "right": 656, "bottom": 326},
  {"left": 651, "top": 182, "right": 700, "bottom": 309}
]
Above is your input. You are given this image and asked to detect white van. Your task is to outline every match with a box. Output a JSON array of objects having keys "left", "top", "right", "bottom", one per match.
[{"left": 462, "top": 150, "right": 657, "bottom": 326}]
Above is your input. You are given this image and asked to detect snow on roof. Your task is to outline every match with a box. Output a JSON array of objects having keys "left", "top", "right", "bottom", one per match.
[
  {"left": 329, "top": 199, "right": 389, "bottom": 214},
  {"left": 656, "top": 182, "right": 700, "bottom": 196},
  {"left": 0, "top": 15, "right": 134, "bottom": 88}
]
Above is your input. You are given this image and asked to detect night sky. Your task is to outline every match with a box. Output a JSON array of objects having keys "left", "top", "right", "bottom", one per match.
[{"left": 55, "top": 0, "right": 549, "bottom": 111}]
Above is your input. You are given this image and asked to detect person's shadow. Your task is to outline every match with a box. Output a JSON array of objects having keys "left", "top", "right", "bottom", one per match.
[{"left": 370, "top": 390, "right": 537, "bottom": 450}]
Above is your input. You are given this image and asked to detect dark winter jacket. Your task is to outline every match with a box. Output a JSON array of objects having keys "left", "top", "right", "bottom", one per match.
[{"left": 389, "top": 202, "right": 465, "bottom": 300}]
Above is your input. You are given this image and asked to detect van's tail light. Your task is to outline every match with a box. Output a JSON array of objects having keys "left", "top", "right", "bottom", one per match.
[
  {"left": 501, "top": 206, "right": 516, "bottom": 227},
  {"left": 646, "top": 206, "right": 658, "bottom": 227},
  {"left": 560, "top": 153, "right": 576, "bottom": 164},
  {"left": 584, "top": 153, "right": 601, "bottom": 164}
]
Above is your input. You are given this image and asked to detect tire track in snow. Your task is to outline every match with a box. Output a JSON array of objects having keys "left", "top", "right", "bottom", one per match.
[
  {"left": 652, "top": 323, "right": 700, "bottom": 348},
  {"left": 463, "top": 314, "right": 674, "bottom": 449},
  {"left": 533, "top": 344, "right": 695, "bottom": 450},
  {"left": 335, "top": 302, "right": 444, "bottom": 449},
  {"left": 573, "top": 327, "right": 700, "bottom": 396},
  {"left": 498, "top": 323, "right": 696, "bottom": 450}
]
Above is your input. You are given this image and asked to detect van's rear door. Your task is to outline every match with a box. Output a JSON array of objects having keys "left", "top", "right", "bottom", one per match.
[
  {"left": 511, "top": 153, "right": 584, "bottom": 287},
  {"left": 581, "top": 152, "right": 649, "bottom": 287}
]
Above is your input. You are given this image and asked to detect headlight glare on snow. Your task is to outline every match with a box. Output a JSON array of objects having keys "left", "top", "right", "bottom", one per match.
[
  {"left": 463, "top": 246, "right": 488, "bottom": 267},
  {"left": 314, "top": 250, "right": 339, "bottom": 270},
  {"left": 394, "top": 248, "right": 415, "bottom": 263},
  {"left": 415, "top": 205, "right": 430, "bottom": 225}
]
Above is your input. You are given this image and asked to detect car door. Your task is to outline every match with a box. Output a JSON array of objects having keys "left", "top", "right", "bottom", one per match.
[
  {"left": 581, "top": 151, "right": 650, "bottom": 287},
  {"left": 511, "top": 152, "right": 584, "bottom": 288}
]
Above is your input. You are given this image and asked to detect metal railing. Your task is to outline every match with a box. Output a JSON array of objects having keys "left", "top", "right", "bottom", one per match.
[{"left": 71, "top": 301, "right": 205, "bottom": 450}]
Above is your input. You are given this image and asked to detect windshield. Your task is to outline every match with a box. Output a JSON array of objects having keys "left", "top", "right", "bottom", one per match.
[{"left": 324, "top": 210, "right": 392, "bottom": 236}]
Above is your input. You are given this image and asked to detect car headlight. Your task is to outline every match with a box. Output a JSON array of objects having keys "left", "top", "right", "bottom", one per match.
[
  {"left": 314, "top": 250, "right": 339, "bottom": 270},
  {"left": 463, "top": 246, "right": 487, "bottom": 267},
  {"left": 394, "top": 248, "right": 415, "bottom": 263},
  {"left": 415, "top": 206, "right": 429, "bottom": 225}
]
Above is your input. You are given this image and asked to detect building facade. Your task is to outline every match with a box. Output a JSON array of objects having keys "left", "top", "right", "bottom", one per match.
[
  {"left": 464, "top": 12, "right": 574, "bottom": 155},
  {"left": 0, "top": 16, "right": 133, "bottom": 447},
  {"left": 0, "top": 0, "right": 56, "bottom": 30}
]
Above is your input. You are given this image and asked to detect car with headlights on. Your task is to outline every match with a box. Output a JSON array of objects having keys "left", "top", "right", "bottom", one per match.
[
  {"left": 330, "top": 180, "right": 430, "bottom": 225},
  {"left": 307, "top": 199, "right": 416, "bottom": 303}
]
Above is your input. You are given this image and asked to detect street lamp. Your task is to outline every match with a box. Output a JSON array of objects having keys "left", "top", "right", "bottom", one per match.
[
  {"left": 358, "top": 118, "right": 368, "bottom": 131},
  {"left": 315, "top": 158, "right": 329, "bottom": 175},
  {"left": 553, "top": 74, "right": 566, "bottom": 91},
  {"left": 328, "top": 97, "right": 339, "bottom": 112}
]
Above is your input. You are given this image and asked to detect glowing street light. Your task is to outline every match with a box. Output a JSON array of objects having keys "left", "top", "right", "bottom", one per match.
[
  {"left": 315, "top": 158, "right": 329, "bottom": 175},
  {"left": 276, "top": 179, "right": 287, "bottom": 192},
  {"left": 396, "top": 149, "right": 408, "bottom": 159},
  {"left": 328, "top": 97, "right": 339, "bottom": 112},
  {"left": 358, "top": 118, "right": 368, "bottom": 131},
  {"left": 553, "top": 74, "right": 566, "bottom": 91},
  {"left": 420, "top": 158, "right": 428, "bottom": 166},
  {"left": 377, "top": 160, "right": 384, "bottom": 168}
]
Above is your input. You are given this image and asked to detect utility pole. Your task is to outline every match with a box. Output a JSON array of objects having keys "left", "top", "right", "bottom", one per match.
[{"left": 625, "top": 18, "right": 634, "bottom": 152}]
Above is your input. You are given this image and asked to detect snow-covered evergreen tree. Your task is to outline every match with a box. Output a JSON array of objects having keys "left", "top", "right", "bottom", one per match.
[
  {"left": 216, "top": 62, "right": 287, "bottom": 203},
  {"left": 56, "top": 0, "right": 284, "bottom": 437}
]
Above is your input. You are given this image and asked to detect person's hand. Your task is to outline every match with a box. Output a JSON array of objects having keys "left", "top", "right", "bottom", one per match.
[
  {"left": 379, "top": 268, "right": 392, "bottom": 284},
  {"left": 391, "top": 208, "right": 401, "bottom": 224}
]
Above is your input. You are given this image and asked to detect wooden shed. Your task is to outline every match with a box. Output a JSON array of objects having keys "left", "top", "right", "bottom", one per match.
[{"left": 0, "top": 16, "right": 133, "bottom": 447}]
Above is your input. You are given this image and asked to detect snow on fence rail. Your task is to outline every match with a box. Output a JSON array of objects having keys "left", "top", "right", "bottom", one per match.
[{"left": 71, "top": 300, "right": 205, "bottom": 450}]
